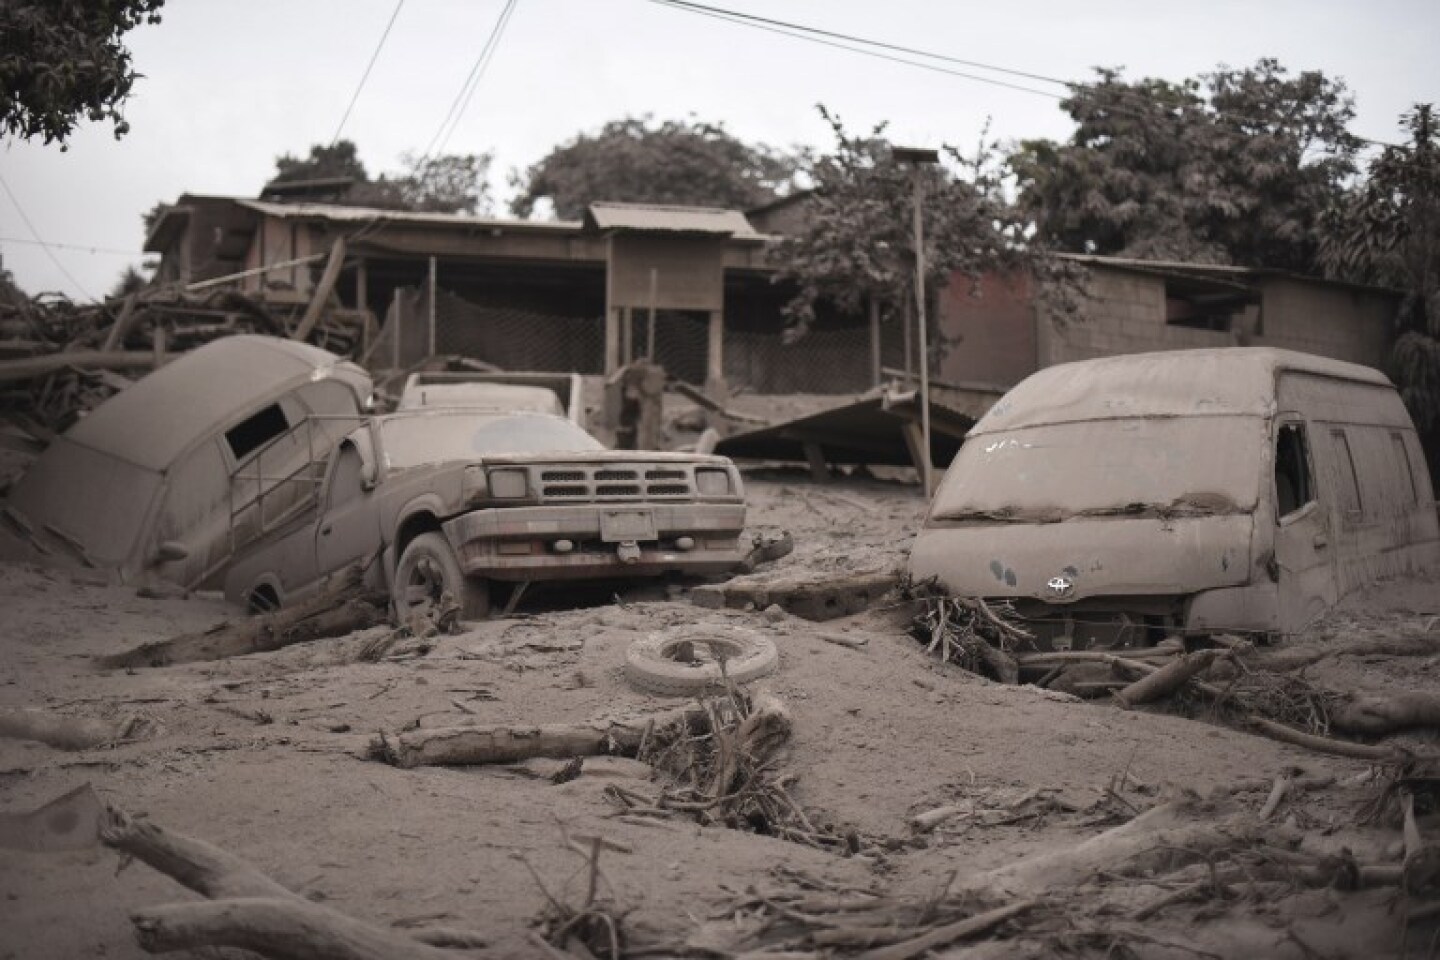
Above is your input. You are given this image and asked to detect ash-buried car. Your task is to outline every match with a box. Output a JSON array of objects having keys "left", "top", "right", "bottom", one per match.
[{"left": 223, "top": 407, "right": 746, "bottom": 619}]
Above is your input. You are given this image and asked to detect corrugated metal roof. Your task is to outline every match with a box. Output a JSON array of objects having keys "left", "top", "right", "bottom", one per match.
[
  {"left": 584, "top": 202, "right": 761, "bottom": 238},
  {"left": 64, "top": 335, "right": 361, "bottom": 471},
  {"left": 235, "top": 199, "right": 583, "bottom": 233},
  {"left": 972, "top": 347, "right": 1395, "bottom": 435}
]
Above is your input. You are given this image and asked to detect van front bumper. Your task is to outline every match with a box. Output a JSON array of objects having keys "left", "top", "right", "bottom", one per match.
[{"left": 442, "top": 502, "right": 746, "bottom": 581}]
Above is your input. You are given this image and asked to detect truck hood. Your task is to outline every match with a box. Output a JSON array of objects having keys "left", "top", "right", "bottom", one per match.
[{"left": 909, "top": 513, "right": 1256, "bottom": 601}]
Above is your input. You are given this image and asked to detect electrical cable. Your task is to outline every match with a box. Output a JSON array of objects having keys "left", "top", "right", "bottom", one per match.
[
  {"left": 330, "top": 0, "right": 408, "bottom": 146},
  {"left": 422, "top": 0, "right": 518, "bottom": 160},
  {"left": 1, "top": 236, "right": 144, "bottom": 257},
  {"left": 648, "top": 0, "right": 1399, "bottom": 150},
  {"left": 0, "top": 171, "right": 96, "bottom": 300}
]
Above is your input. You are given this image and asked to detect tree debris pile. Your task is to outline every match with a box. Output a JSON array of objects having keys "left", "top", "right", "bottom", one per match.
[
  {"left": 0, "top": 285, "right": 366, "bottom": 437},
  {"left": 682, "top": 787, "right": 1440, "bottom": 959},
  {"left": 603, "top": 689, "right": 872, "bottom": 854},
  {"left": 909, "top": 592, "right": 1440, "bottom": 764}
]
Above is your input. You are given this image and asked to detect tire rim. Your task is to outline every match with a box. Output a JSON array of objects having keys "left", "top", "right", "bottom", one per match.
[
  {"left": 403, "top": 556, "right": 447, "bottom": 617},
  {"left": 657, "top": 635, "right": 748, "bottom": 668}
]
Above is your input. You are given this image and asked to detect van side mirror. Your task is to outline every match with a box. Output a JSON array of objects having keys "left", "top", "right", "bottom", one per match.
[{"left": 152, "top": 540, "right": 189, "bottom": 564}]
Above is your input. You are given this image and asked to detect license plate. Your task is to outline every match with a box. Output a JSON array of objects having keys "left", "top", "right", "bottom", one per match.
[{"left": 600, "top": 508, "right": 657, "bottom": 542}]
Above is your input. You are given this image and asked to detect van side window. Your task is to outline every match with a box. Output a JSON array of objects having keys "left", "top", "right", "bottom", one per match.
[
  {"left": 326, "top": 444, "right": 366, "bottom": 511},
  {"left": 225, "top": 403, "right": 290, "bottom": 462},
  {"left": 1274, "top": 424, "right": 1313, "bottom": 519},
  {"left": 1392, "top": 433, "right": 1419, "bottom": 505},
  {"left": 1330, "top": 428, "right": 1363, "bottom": 516}
]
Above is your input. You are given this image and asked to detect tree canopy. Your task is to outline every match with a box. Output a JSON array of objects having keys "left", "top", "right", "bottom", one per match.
[
  {"left": 1, "top": 0, "right": 165, "bottom": 145},
  {"left": 509, "top": 116, "right": 798, "bottom": 219},
  {"left": 1010, "top": 59, "right": 1360, "bottom": 273},
  {"left": 1321, "top": 105, "right": 1440, "bottom": 433},
  {"left": 267, "top": 142, "right": 493, "bottom": 215},
  {"left": 768, "top": 108, "right": 1083, "bottom": 341}
]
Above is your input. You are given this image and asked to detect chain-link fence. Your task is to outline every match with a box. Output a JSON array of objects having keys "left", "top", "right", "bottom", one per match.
[{"left": 373, "top": 284, "right": 914, "bottom": 395}]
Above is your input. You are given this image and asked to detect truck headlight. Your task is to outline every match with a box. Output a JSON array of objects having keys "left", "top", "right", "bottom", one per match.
[
  {"left": 696, "top": 468, "right": 731, "bottom": 496},
  {"left": 488, "top": 468, "right": 529, "bottom": 498}
]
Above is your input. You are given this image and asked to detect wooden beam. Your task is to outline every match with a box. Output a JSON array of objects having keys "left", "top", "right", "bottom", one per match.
[
  {"left": 291, "top": 236, "right": 347, "bottom": 342},
  {"left": 101, "top": 294, "right": 140, "bottom": 352}
]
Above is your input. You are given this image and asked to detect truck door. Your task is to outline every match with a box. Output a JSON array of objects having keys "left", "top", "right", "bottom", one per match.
[
  {"left": 315, "top": 440, "right": 380, "bottom": 582},
  {"left": 1271, "top": 418, "right": 1336, "bottom": 635}
]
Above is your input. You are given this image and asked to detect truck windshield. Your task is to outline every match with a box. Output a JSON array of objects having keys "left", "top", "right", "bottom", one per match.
[
  {"left": 380, "top": 412, "right": 603, "bottom": 470},
  {"left": 930, "top": 416, "right": 1266, "bottom": 521}
]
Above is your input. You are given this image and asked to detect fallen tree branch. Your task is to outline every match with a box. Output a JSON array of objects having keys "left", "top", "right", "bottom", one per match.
[
  {"left": 854, "top": 899, "right": 1037, "bottom": 960},
  {"left": 0, "top": 709, "right": 154, "bottom": 751},
  {"left": 100, "top": 806, "right": 476, "bottom": 959},
  {"left": 1114, "top": 650, "right": 1221, "bottom": 707},
  {"left": 372, "top": 705, "right": 700, "bottom": 769},
  {"left": 100, "top": 566, "right": 386, "bottom": 670},
  {"left": 129, "top": 898, "right": 461, "bottom": 960}
]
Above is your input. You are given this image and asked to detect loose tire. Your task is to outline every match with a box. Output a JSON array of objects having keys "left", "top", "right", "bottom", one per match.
[
  {"left": 624, "top": 626, "right": 778, "bottom": 696},
  {"left": 392, "top": 532, "right": 490, "bottom": 621}
]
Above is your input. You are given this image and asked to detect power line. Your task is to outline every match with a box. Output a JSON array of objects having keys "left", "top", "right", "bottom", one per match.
[
  {"left": 0, "top": 236, "right": 146, "bottom": 257},
  {"left": 649, "top": 0, "right": 1062, "bottom": 101},
  {"left": 422, "top": 0, "right": 519, "bottom": 160},
  {"left": 656, "top": 0, "right": 1071, "bottom": 92},
  {"left": 330, "top": 0, "right": 408, "bottom": 146},
  {"left": 648, "top": 0, "right": 1399, "bottom": 150},
  {"left": 0, "top": 171, "right": 96, "bottom": 300}
]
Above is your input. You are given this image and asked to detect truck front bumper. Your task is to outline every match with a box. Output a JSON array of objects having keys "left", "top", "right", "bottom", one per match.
[{"left": 442, "top": 502, "right": 746, "bottom": 581}]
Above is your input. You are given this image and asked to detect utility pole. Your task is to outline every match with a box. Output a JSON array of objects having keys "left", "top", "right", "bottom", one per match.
[{"left": 893, "top": 146, "right": 939, "bottom": 497}]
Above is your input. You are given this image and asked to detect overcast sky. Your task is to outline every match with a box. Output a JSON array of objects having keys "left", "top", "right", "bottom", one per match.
[{"left": 2, "top": 0, "right": 1436, "bottom": 302}]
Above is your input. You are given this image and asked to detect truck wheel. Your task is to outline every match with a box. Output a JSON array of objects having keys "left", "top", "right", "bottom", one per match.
[
  {"left": 393, "top": 532, "right": 490, "bottom": 621},
  {"left": 625, "top": 626, "right": 778, "bottom": 696}
]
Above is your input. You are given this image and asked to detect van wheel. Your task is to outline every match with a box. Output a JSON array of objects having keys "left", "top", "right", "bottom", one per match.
[
  {"left": 393, "top": 532, "right": 490, "bottom": 622},
  {"left": 624, "top": 626, "right": 778, "bottom": 696}
]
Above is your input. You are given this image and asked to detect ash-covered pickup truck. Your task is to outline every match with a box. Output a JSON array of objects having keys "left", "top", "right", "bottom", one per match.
[{"left": 223, "top": 407, "right": 746, "bottom": 619}]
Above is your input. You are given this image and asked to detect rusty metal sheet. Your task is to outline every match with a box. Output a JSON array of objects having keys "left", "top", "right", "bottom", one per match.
[{"left": 584, "top": 202, "right": 760, "bottom": 238}]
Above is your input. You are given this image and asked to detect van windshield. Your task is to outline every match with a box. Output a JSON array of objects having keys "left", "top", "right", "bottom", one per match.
[{"left": 931, "top": 416, "right": 1265, "bottom": 521}]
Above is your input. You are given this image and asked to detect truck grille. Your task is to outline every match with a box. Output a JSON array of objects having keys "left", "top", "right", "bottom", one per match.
[{"left": 527, "top": 463, "right": 699, "bottom": 502}]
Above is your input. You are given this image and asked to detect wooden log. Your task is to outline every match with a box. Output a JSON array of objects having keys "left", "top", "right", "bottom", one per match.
[
  {"left": 101, "top": 805, "right": 296, "bottom": 901},
  {"left": 291, "top": 237, "right": 347, "bottom": 343},
  {"left": 1258, "top": 776, "right": 1290, "bottom": 821},
  {"left": 101, "top": 294, "right": 141, "bottom": 352},
  {"left": 959, "top": 801, "right": 1260, "bottom": 899},
  {"left": 0, "top": 350, "right": 156, "bottom": 385},
  {"left": 854, "top": 900, "right": 1037, "bottom": 960},
  {"left": 100, "top": 565, "right": 386, "bottom": 670},
  {"left": 1328, "top": 692, "right": 1440, "bottom": 736},
  {"left": 0, "top": 709, "right": 153, "bottom": 751},
  {"left": 1402, "top": 790, "right": 1440, "bottom": 894},
  {"left": 735, "top": 531, "right": 795, "bottom": 574},
  {"left": 101, "top": 808, "right": 475, "bottom": 960},
  {"left": 130, "top": 897, "right": 462, "bottom": 959},
  {"left": 1114, "top": 649, "right": 1220, "bottom": 707},
  {"left": 909, "top": 804, "right": 965, "bottom": 832},
  {"left": 374, "top": 706, "right": 698, "bottom": 769},
  {"left": 1246, "top": 717, "right": 1406, "bottom": 762}
]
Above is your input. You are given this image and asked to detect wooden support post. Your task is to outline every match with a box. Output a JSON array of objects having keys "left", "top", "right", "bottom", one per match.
[
  {"left": 869, "top": 295, "right": 882, "bottom": 387},
  {"left": 902, "top": 420, "right": 927, "bottom": 480},
  {"left": 803, "top": 441, "right": 828, "bottom": 484},
  {"left": 621, "top": 307, "right": 633, "bottom": 367},
  {"left": 355, "top": 257, "right": 369, "bottom": 356},
  {"left": 646, "top": 267, "right": 658, "bottom": 361},
  {"left": 706, "top": 308, "right": 726, "bottom": 398},
  {"left": 426, "top": 254, "right": 437, "bottom": 357},
  {"left": 292, "top": 236, "right": 347, "bottom": 342},
  {"left": 603, "top": 235, "right": 619, "bottom": 375}
]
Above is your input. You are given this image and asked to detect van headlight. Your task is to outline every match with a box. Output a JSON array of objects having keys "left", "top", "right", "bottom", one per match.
[
  {"left": 696, "top": 468, "right": 731, "bottom": 496},
  {"left": 488, "top": 468, "right": 529, "bottom": 498}
]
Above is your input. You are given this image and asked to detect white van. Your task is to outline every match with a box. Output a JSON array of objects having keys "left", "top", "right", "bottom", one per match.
[
  {"left": 909, "top": 348, "right": 1439, "bottom": 643},
  {"left": 4, "top": 336, "right": 372, "bottom": 590}
]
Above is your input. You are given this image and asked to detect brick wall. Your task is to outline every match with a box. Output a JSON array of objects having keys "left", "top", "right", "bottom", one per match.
[
  {"left": 935, "top": 269, "right": 1036, "bottom": 387},
  {"left": 1251, "top": 277, "right": 1392, "bottom": 368}
]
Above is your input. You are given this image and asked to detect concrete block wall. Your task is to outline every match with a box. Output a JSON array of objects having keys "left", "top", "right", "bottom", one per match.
[
  {"left": 1250, "top": 277, "right": 1391, "bottom": 369},
  {"left": 1040, "top": 269, "right": 1233, "bottom": 366}
]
